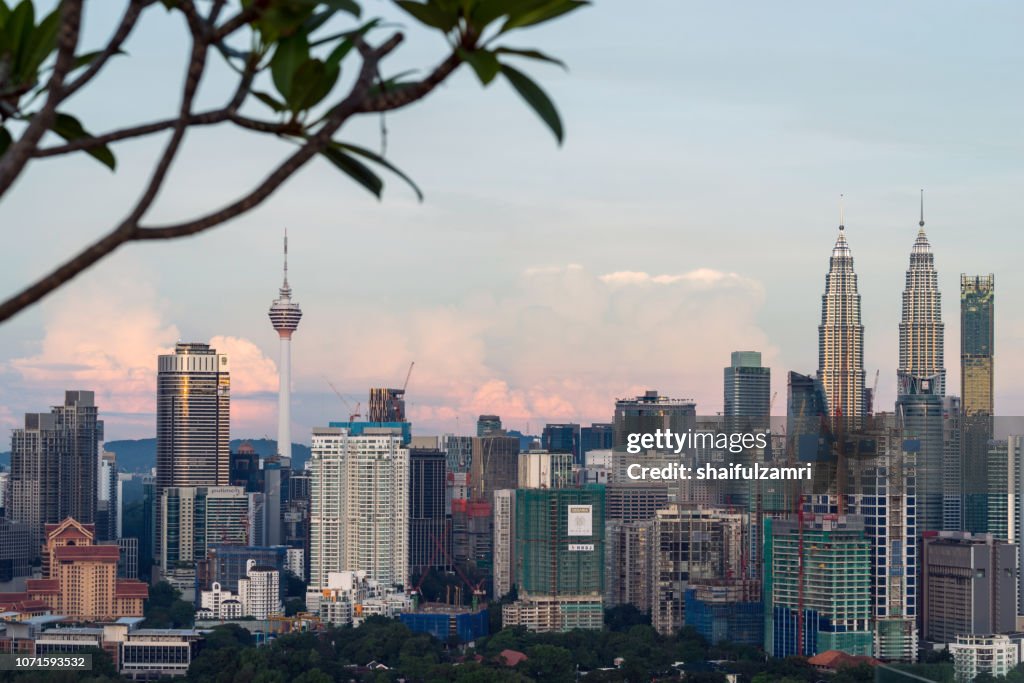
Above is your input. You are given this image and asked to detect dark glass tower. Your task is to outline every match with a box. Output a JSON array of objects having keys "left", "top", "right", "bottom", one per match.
[
  {"left": 409, "top": 448, "right": 451, "bottom": 575},
  {"left": 961, "top": 274, "right": 995, "bottom": 534},
  {"left": 724, "top": 351, "right": 771, "bottom": 426}
]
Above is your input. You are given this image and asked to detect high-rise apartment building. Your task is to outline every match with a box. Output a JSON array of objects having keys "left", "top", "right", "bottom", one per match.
[
  {"left": 97, "top": 449, "right": 118, "bottom": 542},
  {"left": 962, "top": 275, "right": 995, "bottom": 534},
  {"left": 518, "top": 450, "right": 573, "bottom": 490},
  {"left": 10, "top": 391, "right": 103, "bottom": 553},
  {"left": 817, "top": 211, "right": 866, "bottom": 419},
  {"left": 724, "top": 351, "right": 771, "bottom": 422},
  {"left": 921, "top": 531, "right": 1017, "bottom": 644},
  {"left": 268, "top": 233, "right": 302, "bottom": 462},
  {"left": 898, "top": 199, "right": 946, "bottom": 396},
  {"left": 604, "top": 518, "right": 654, "bottom": 615},
  {"left": 408, "top": 448, "right": 450, "bottom": 575},
  {"left": 308, "top": 427, "right": 409, "bottom": 607},
  {"left": 493, "top": 489, "right": 516, "bottom": 599}
]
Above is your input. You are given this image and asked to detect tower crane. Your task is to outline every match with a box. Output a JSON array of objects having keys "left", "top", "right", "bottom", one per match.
[
  {"left": 324, "top": 376, "right": 361, "bottom": 421},
  {"left": 402, "top": 361, "right": 415, "bottom": 392}
]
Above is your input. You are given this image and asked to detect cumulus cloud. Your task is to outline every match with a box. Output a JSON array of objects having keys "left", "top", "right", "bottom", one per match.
[
  {"left": 295, "top": 265, "right": 778, "bottom": 435},
  {"left": 2, "top": 277, "right": 278, "bottom": 439}
]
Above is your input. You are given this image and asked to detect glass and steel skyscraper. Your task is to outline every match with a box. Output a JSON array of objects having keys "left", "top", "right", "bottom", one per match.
[
  {"left": 898, "top": 192, "right": 945, "bottom": 396},
  {"left": 961, "top": 274, "right": 995, "bottom": 534},
  {"left": 724, "top": 351, "right": 771, "bottom": 423},
  {"left": 817, "top": 204, "right": 866, "bottom": 419}
]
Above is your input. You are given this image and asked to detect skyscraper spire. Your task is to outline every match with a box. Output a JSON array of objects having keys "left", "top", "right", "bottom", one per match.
[
  {"left": 819, "top": 198, "right": 865, "bottom": 418},
  {"left": 900, "top": 195, "right": 944, "bottom": 396},
  {"left": 281, "top": 229, "right": 291, "bottom": 297}
]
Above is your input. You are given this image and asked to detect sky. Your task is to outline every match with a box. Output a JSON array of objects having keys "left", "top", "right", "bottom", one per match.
[{"left": 2, "top": 1, "right": 1024, "bottom": 442}]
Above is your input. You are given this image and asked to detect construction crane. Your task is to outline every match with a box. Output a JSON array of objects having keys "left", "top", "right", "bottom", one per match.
[
  {"left": 324, "top": 376, "right": 361, "bottom": 421},
  {"left": 402, "top": 361, "right": 415, "bottom": 392}
]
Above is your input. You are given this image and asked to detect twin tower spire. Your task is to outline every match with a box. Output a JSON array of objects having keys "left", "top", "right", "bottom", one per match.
[{"left": 817, "top": 191, "right": 944, "bottom": 418}]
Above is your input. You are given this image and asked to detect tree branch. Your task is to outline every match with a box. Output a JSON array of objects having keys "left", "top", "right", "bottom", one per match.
[
  {"left": 63, "top": 0, "right": 152, "bottom": 100},
  {"left": 357, "top": 52, "right": 462, "bottom": 113},
  {"left": 0, "top": 0, "right": 83, "bottom": 199}
]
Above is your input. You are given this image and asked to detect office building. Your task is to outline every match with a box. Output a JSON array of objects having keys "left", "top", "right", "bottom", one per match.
[
  {"left": 0, "top": 519, "right": 31, "bottom": 590},
  {"left": 921, "top": 531, "right": 1017, "bottom": 644},
  {"left": 652, "top": 505, "right": 745, "bottom": 636},
  {"left": 369, "top": 387, "right": 406, "bottom": 423},
  {"left": 155, "top": 343, "right": 230, "bottom": 562},
  {"left": 613, "top": 390, "right": 696, "bottom": 450},
  {"left": 685, "top": 581, "right": 763, "bottom": 647},
  {"left": 581, "top": 423, "right": 613, "bottom": 462},
  {"left": 9, "top": 391, "right": 103, "bottom": 553},
  {"left": 962, "top": 274, "right": 995, "bottom": 534},
  {"left": 943, "top": 396, "right": 963, "bottom": 531},
  {"left": 200, "top": 544, "right": 287, "bottom": 603},
  {"left": 409, "top": 448, "right": 450, "bottom": 575},
  {"left": 504, "top": 485, "right": 605, "bottom": 631},
  {"left": 308, "top": 427, "right": 409, "bottom": 601},
  {"left": 898, "top": 201, "right": 946, "bottom": 396},
  {"left": 541, "top": 423, "right": 581, "bottom": 464},
  {"left": 896, "top": 378, "right": 943, "bottom": 535},
  {"left": 268, "top": 232, "right": 303, "bottom": 462},
  {"left": 817, "top": 209, "right": 866, "bottom": 419},
  {"left": 605, "top": 483, "right": 669, "bottom": 523},
  {"left": 724, "top": 351, "right": 771, "bottom": 425},
  {"left": 159, "top": 486, "right": 249, "bottom": 570},
  {"left": 477, "top": 415, "right": 502, "bottom": 437},
  {"left": 987, "top": 437, "right": 1024, "bottom": 616},
  {"left": 764, "top": 514, "right": 873, "bottom": 657}
]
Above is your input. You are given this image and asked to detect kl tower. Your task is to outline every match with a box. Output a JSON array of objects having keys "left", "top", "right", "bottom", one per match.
[{"left": 268, "top": 231, "right": 302, "bottom": 460}]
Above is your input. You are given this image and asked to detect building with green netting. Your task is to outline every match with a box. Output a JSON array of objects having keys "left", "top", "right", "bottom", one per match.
[
  {"left": 501, "top": 485, "right": 605, "bottom": 632},
  {"left": 763, "top": 514, "right": 873, "bottom": 657}
]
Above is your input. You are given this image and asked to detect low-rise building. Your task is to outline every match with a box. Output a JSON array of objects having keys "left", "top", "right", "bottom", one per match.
[{"left": 949, "top": 634, "right": 1022, "bottom": 682}]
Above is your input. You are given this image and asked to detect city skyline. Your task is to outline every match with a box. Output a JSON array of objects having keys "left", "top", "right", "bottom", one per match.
[{"left": 2, "top": 2, "right": 1024, "bottom": 440}]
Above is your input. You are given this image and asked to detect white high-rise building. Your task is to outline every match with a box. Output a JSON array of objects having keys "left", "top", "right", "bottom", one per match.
[
  {"left": 268, "top": 232, "right": 302, "bottom": 461},
  {"left": 308, "top": 427, "right": 409, "bottom": 604},
  {"left": 238, "top": 559, "right": 283, "bottom": 619},
  {"left": 493, "top": 489, "right": 516, "bottom": 598},
  {"left": 817, "top": 200, "right": 866, "bottom": 418}
]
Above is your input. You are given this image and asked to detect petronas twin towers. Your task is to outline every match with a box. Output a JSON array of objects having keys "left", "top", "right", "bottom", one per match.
[{"left": 817, "top": 192, "right": 944, "bottom": 418}]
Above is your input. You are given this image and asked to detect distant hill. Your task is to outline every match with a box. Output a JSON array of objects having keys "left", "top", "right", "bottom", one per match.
[{"left": 95, "top": 438, "right": 311, "bottom": 473}]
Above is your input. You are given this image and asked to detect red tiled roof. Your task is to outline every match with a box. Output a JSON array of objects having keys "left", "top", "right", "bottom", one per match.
[
  {"left": 54, "top": 545, "right": 119, "bottom": 562},
  {"left": 0, "top": 597, "right": 51, "bottom": 613},
  {"left": 115, "top": 582, "right": 149, "bottom": 598},
  {"left": 498, "top": 649, "right": 528, "bottom": 667},
  {"left": 807, "top": 650, "right": 879, "bottom": 670}
]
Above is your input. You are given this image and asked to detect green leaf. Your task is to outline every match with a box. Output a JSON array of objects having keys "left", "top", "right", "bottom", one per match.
[
  {"left": 253, "top": 90, "right": 287, "bottom": 112},
  {"left": 288, "top": 58, "right": 339, "bottom": 112},
  {"left": 271, "top": 33, "right": 310, "bottom": 101},
  {"left": 320, "top": 146, "right": 383, "bottom": 198},
  {"left": 395, "top": 1, "right": 457, "bottom": 31},
  {"left": 457, "top": 48, "right": 500, "bottom": 85},
  {"left": 499, "top": 63, "right": 563, "bottom": 144},
  {"left": 20, "top": 6, "right": 59, "bottom": 80},
  {"left": 72, "top": 49, "right": 125, "bottom": 70},
  {"left": 494, "top": 47, "right": 565, "bottom": 69},
  {"left": 334, "top": 141, "right": 423, "bottom": 200},
  {"left": 51, "top": 112, "right": 117, "bottom": 170},
  {"left": 6, "top": 0, "right": 35, "bottom": 77},
  {"left": 501, "top": 0, "right": 588, "bottom": 33},
  {"left": 0, "top": 126, "right": 11, "bottom": 157}
]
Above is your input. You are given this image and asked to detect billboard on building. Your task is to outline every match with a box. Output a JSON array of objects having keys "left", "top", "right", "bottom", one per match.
[{"left": 567, "top": 505, "right": 593, "bottom": 536}]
